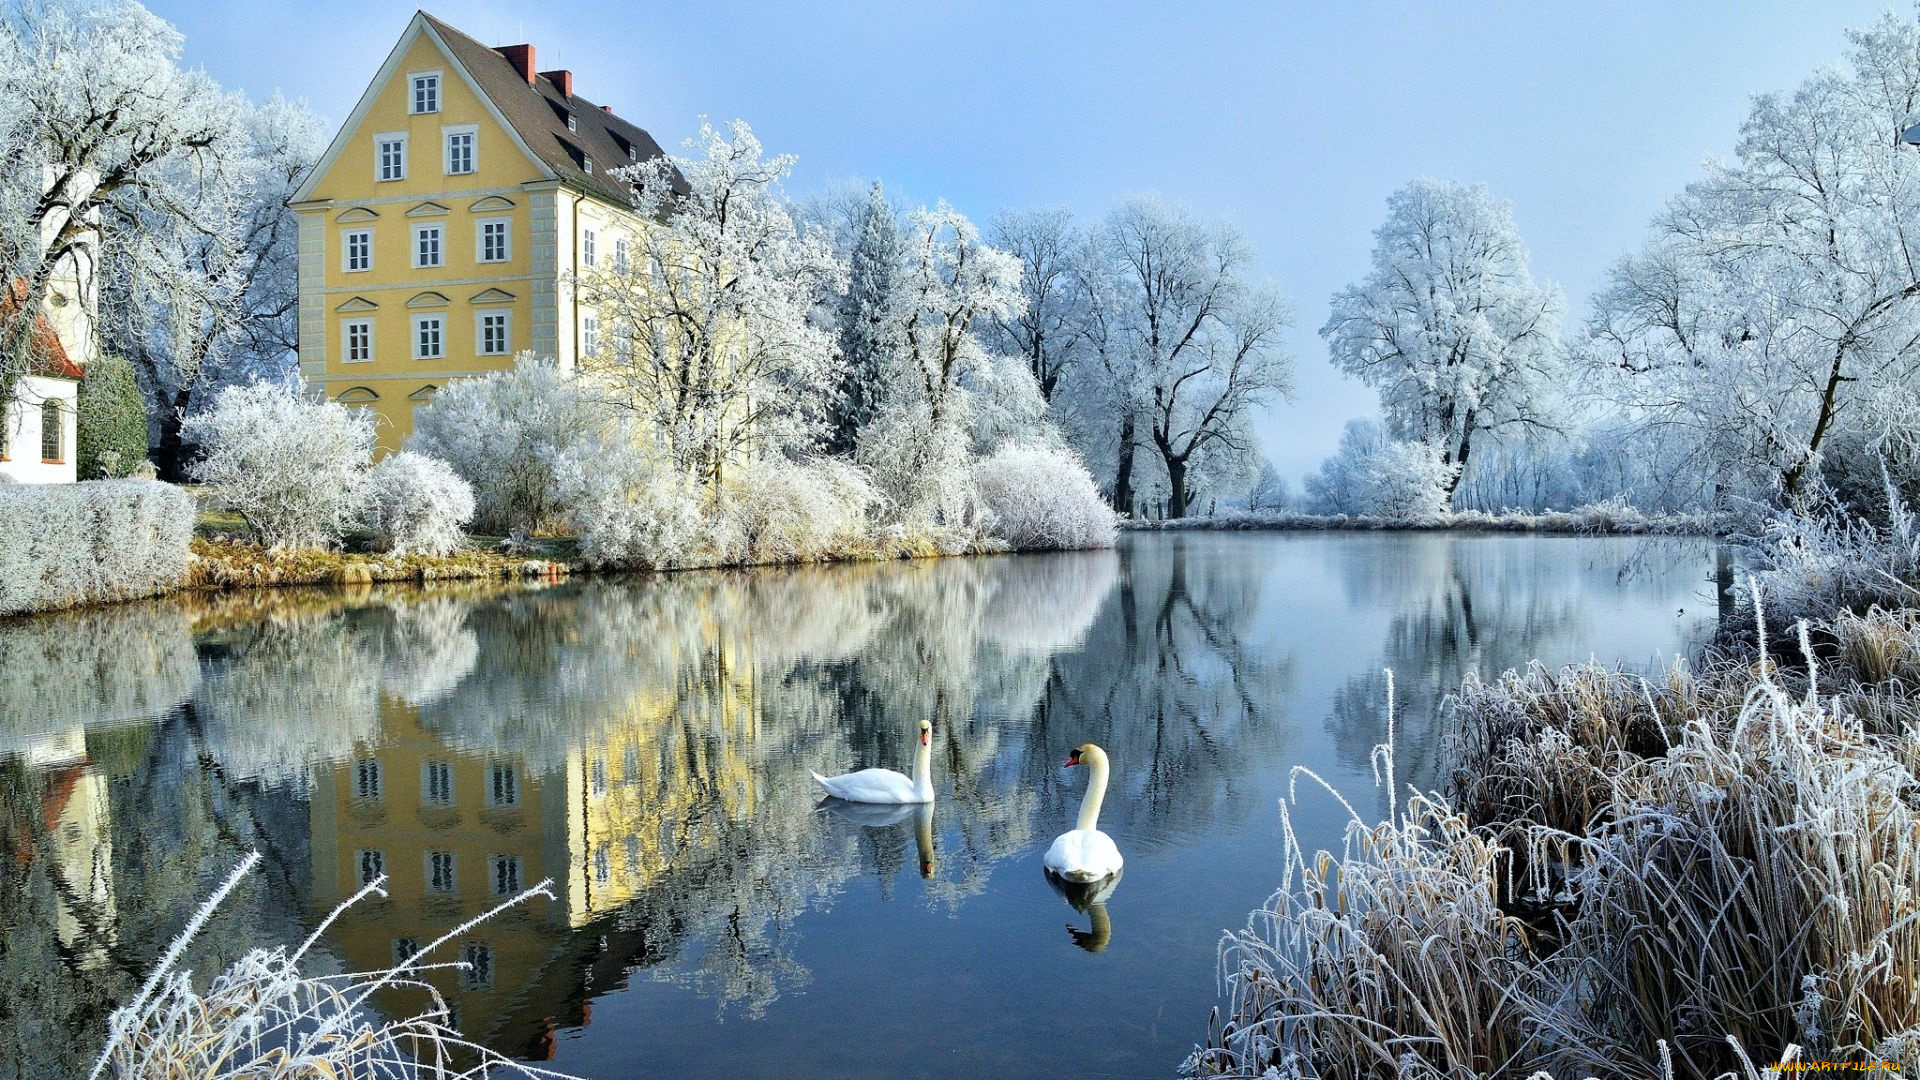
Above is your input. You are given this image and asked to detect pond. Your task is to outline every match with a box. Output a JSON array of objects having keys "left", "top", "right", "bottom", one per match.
[{"left": 0, "top": 532, "right": 1723, "bottom": 1080}]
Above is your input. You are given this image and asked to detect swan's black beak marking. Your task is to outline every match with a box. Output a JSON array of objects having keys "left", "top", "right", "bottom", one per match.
[{"left": 1064, "top": 748, "right": 1082, "bottom": 768}]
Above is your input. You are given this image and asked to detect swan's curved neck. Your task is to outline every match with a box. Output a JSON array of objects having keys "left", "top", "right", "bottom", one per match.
[
  {"left": 915, "top": 802, "right": 935, "bottom": 877},
  {"left": 913, "top": 733, "right": 933, "bottom": 800},
  {"left": 1076, "top": 748, "right": 1109, "bottom": 832}
]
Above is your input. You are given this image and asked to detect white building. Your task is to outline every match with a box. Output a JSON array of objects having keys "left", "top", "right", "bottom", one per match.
[{"left": 1, "top": 172, "right": 97, "bottom": 484}]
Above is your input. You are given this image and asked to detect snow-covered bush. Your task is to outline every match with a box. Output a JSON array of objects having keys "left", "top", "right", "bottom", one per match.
[
  {"left": 551, "top": 428, "right": 706, "bottom": 569},
  {"left": 724, "top": 456, "right": 880, "bottom": 562},
  {"left": 973, "top": 442, "right": 1118, "bottom": 550},
  {"left": 363, "top": 451, "right": 474, "bottom": 556},
  {"left": 0, "top": 480, "right": 194, "bottom": 615},
  {"left": 184, "top": 380, "right": 375, "bottom": 550},
  {"left": 1305, "top": 419, "right": 1457, "bottom": 519},
  {"left": 408, "top": 358, "right": 602, "bottom": 538},
  {"left": 857, "top": 403, "right": 984, "bottom": 531}
]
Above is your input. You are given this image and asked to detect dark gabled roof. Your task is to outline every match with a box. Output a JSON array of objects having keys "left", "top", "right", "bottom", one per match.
[
  {"left": 2, "top": 280, "right": 82, "bottom": 381},
  {"left": 420, "top": 12, "right": 685, "bottom": 206}
]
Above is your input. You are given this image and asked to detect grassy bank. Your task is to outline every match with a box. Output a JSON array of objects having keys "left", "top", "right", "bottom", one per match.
[
  {"left": 1127, "top": 503, "right": 1715, "bottom": 536},
  {"left": 1187, "top": 510, "right": 1920, "bottom": 1078}
]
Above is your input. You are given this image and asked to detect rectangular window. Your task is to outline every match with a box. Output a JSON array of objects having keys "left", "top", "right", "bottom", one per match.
[
  {"left": 582, "top": 228, "right": 596, "bottom": 267},
  {"left": 461, "top": 944, "right": 493, "bottom": 989},
  {"left": 444, "top": 126, "right": 475, "bottom": 175},
  {"left": 613, "top": 325, "right": 634, "bottom": 365},
  {"left": 589, "top": 757, "right": 607, "bottom": 797},
  {"left": 413, "top": 224, "right": 442, "bottom": 268},
  {"left": 410, "top": 73, "right": 440, "bottom": 114},
  {"left": 428, "top": 851, "right": 456, "bottom": 892},
  {"left": 490, "top": 855, "right": 522, "bottom": 896},
  {"left": 423, "top": 761, "right": 454, "bottom": 804},
  {"left": 357, "top": 849, "right": 385, "bottom": 886},
  {"left": 487, "top": 763, "right": 519, "bottom": 807},
  {"left": 413, "top": 315, "right": 443, "bottom": 360},
  {"left": 354, "top": 759, "right": 382, "bottom": 800},
  {"left": 343, "top": 229, "right": 372, "bottom": 272},
  {"left": 393, "top": 938, "right": 421, "bottom": 966},
  {"left": 613, "top": 237, "right": 629, "bottom": 274},
  {"left": 582, "top": 313, "right": 599, "bottom": 357},
  {"left": 593, "top": 844, "right": 611, "bottom": 885},
  {"left": 376, "top": 134, "right": 407, "bottom": 181},
  {"left": 39, "top": 400, "right": 62, "bottom": 462},
  {"left": 477, "top": 218, "right": 509, "bottom": 262},
  {"left": 477, "top": 311, "right": 510, "bottom": 355},
  {"left": 342, "top": 319, "right": 373, "bottom": 364}
]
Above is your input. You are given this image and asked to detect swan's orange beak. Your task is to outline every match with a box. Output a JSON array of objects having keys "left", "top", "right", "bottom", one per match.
[
  {"left": 920, "top": 729, "right": 930, "bottom": 746},
  {"left": 1064, "top": 748, "right": 1082, "bottom": 768}
]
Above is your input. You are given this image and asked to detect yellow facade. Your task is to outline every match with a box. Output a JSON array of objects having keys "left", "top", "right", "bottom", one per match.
[{"left": 291, "top": 15, "right": 651, "bottom": 453}]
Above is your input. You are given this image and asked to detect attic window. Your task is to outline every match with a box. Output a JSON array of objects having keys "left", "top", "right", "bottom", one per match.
[
  {"left": 565, "top": 114, "right": 576, "bottom": 132},
  {"left": 582, "top": 154, "right": 593, "bottom": 174},
  {"left": 628, "top": 145, "right": 638, "bottom": 162}
]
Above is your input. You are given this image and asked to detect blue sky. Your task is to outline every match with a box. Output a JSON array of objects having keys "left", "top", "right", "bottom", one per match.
[{"left": 159, "top": 0, "right": 1895, "bottom": 486}]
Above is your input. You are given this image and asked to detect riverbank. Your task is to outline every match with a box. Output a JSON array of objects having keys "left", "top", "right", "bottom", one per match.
[
  {"left": 1187, "top": 513, "right": 1920, "bottom": 1077},
  {"left": 1127, "top": 503, "right": 1714, "bottom": 535}
]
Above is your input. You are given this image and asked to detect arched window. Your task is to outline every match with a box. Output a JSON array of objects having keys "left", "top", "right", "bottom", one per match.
[{"left": 40, "top": 399, "right": 62, "bottom": 462}]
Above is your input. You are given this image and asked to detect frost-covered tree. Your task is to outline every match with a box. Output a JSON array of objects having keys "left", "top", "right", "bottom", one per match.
[
  {"left": 973, "top": 442, "right": 1117, "bottom": 550},
  {"left": 1584, "top": 12, "right": 1920, "bottom": 508},
  {"left": 857, "top": 202, "right": 1027, "bottom": 524},
  {"left": 823, "top": 182, "right": 899, "bottom": 456},
  {"left": 1085, "top": 197, "right": 1293, "bottom": 518},
  {"left": 0, "top": 0, "right": 241, "bottom": 396},
  {"left": 1305, "top": 418, "right": 1457, "bottom": 518},
  {"left": 104, "top": 93, "right": 324, "bottom": 480},
  {"left": 1245, "top": 459, "right": 1291, "bottom": 513},
  {"left": 988, "top": 207, "right": 1086, "bottom": 403},
  {"left": 408, "top": 357, "right": 605, "bottom": 539},
  {"left": 579, "top": 119, "right": 844, "bottom": 490},
  {"left": 184, "top": 378, "right": 375, "bottom": 550},
  {"left": 1324, "top": 180, "right": 1563, "bottom": 504}
]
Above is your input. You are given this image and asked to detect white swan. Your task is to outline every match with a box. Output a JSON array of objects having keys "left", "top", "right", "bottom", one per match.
[
  {"left": 811, "top": 719, "right": 934, "bottom": 804},
  {"left": 1044, "top": 743, "right": 1124, "bottom": 882}
]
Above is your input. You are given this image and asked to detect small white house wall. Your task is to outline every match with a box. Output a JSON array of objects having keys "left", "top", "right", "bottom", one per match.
[{"left": 0, "top": 375, "right": 79, "bottom": 484}]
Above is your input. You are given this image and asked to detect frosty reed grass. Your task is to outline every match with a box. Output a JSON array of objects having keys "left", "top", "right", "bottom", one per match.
[
  {"left": 1190, "top": 597, "right": 1920, "bottom": 1079},
  {"left": 91, "top": 854, "right": 580, "bottom": 1080}
]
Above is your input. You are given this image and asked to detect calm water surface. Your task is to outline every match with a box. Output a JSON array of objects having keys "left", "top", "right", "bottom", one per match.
[{"left": 0, "top": 532, "right": 1721, "bottom": 1079}]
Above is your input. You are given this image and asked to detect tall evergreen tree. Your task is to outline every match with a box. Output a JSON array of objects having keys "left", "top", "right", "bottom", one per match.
[{"left": 824, "top": 182, "right": 899, "bottom": 456}]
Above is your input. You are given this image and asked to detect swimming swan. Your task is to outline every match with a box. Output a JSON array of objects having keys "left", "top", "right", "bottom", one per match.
[
  {"left": 811, "top": 719, "right": 934, "bottom": 804},
  {"left": 1044, "top": 743, "right": 1124, "bottom": 882}
]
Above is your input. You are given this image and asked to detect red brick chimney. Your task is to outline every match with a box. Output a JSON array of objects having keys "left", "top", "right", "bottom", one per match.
[
  {"left": 539, "top": 69, "right": 572, "bottom": 98},
  {"left": 497, "top": 43, "right": 535, "bottom": 85}
]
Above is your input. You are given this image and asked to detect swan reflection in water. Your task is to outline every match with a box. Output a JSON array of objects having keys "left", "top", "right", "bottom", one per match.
[
  {"left": 1047, "top": 867, "right": 1120, "bottom": 953},
  {"left": 818, "top": 799, "right": 937, "bottom": 878}
]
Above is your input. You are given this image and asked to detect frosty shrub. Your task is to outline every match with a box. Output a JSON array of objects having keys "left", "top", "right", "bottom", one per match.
[
  {"left": 408, "top": 358, "right": 600, "bottom": 538},
  {"left": 364, "top": 451, "right": 474, "bottom": 556},
  {"left": 724, "top": 456, "right": 880, "bottom": 562},
  {"left": 184, "top": 380, "right": 375, "bottom": 550},
  {"left": 973, "top": 442, "right": 1118, "bottom": 550},
  {"left": 0, "top": 600, "right": 199, "bottom": 744},
  {"left": 551, "top": 427, "right": 706, "bottom": 569},
  {"left": 857, "top": 404, "right": 984, "bottom": 535},
  {"left": 0, "top": 480, "right": 194, "bottom": 615},
  {"left": 1305, "top": 419, "right": 1458, "bottom": 519}
]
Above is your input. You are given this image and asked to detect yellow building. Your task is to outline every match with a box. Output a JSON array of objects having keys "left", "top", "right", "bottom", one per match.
[{"left": 290, "top": 11, "right": 671, "bottom": 451}]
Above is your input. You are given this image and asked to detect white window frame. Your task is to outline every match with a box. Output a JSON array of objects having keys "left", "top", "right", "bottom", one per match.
[
  {"left": 489, "top": 855, "right": 522, "bottom": 896},
  {"left": 412, "top": 314, "right": 444, "bottom": 360},
  {"left": 342, "top": 228, "right": 372, "bottom": 273},
  {"left": 487, "top": 763, "right": 520, "bottom": 807},
  {"left": 582, "top": 312, "right": 599, "bottom": 356},
  {"left": 409, "top": 71, "right": 441, "bottom": 115},
  {"left": 341, "top": 318, "right": 374, "bottom": 364},
  {"left": 613, "top": 236, "right": 629, "bottom": 274},
  {"left": 427, "top": 850, "right": 457, "bottom": 893},
  {"left": 412, "top": 223, "right": 443, "bottom": 269},
  {"left": 476, "top": 217, "right": 511, "bottom": 263},
  {"left": 375, "top": 132, "right": 407, "bottom": 182},
  {"left": 354, "top": 758, "right": 383, "bottom": 800},
  {"left": 423, "top": 760, "right": 454, "bottom": 805},
  {"left": 443, "top": 123, "right": 476, "bottom": 175},
  {"left": 357, "top": 849, "right": 386, "bottom": 886},
  {"left": 476, "top": 310, "right": 511, "bottom": 356},
  {"left": 582, "top": 228, "right": 596, "bottom": 268}
]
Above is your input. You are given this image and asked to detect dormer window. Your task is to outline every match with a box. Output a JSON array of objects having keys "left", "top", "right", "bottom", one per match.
[
  {"left": 411, "top": 73, "right": 440, "bottom": 114},
  {"left": 628, "top": 145, "right": 638, "bottom": 162},
  {"left": 581, "top": 154, "right": 592, "bottom": 174},
  {"left": 565, "top": 113, "right": 576, "bottom": 132}
]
